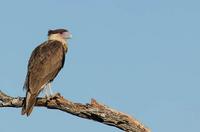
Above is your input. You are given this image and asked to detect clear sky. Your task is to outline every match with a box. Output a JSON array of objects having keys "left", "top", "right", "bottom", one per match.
[{"left": 0, "top": 0, "right": 199, "bottom": 132}]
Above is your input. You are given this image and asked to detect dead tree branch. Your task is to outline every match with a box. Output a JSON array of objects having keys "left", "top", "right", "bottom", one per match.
[{"left": 0, "top": 90, "right": 150, "bottom": 132}]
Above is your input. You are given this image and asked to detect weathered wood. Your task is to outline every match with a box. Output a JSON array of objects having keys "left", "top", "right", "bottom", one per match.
[{"left": 0, "top": 90, "right": 150, "bottom": 132}]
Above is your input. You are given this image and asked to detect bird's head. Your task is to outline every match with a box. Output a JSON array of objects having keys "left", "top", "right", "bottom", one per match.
[{"left": 48, "top": 29, "right": 72, "bottom": 42}]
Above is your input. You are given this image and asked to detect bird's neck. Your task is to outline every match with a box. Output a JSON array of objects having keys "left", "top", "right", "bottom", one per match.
[{"left": 48, "top": 34, "right": 68, "bottom": 51}]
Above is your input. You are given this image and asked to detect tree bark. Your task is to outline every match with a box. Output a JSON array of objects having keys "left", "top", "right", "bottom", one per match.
[{"left": 0, "top": 90, "right": 150, "bottom": 132}]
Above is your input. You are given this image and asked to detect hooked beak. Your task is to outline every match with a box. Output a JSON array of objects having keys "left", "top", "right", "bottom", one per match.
[
  {"left": 68, "top": 33, "right": 72, "bottom": 39},
  {"left": 63, "top": 32, "right": 72, "bottom": 39}
]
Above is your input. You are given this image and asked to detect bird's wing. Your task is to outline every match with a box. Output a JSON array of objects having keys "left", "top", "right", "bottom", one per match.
[{"left": 25, "top": 40, "right": 66, "bottom": 94}]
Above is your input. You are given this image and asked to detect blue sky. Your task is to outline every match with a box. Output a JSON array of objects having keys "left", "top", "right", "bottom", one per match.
[{"left": 0, "top": 0, "right": 200, "bottom": 131}]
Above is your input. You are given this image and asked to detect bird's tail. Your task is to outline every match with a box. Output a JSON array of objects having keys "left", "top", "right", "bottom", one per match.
[{"left": 21, "top": 91, "right": 37, "bottom": 116}]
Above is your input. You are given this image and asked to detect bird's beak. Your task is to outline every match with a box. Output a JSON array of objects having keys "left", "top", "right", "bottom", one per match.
[
  {"left": 68, "top": 33, "right": 72, "bottom": 39},
  {"left": 63, "top": 32, "right": 72, "bottom": 39}
]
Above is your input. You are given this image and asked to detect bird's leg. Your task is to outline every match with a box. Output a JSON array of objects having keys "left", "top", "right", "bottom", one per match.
[
  {"left": 47, "top": 83, "right": 53, "bottom": 95},
  {"left": 44, "top": 85, "right": 49, "bottom": 97},
  {"left": 44, "top": 83, "right": 59, "bottom": 100},
  {"left": 48, "top": 83, "right": 61, "bottom": 98},
  {"left": 44, "top": 85, "right": 50, "bottom": 99},
  {"left": 44, "top": 83, "right": 53, "bottom": 100}
]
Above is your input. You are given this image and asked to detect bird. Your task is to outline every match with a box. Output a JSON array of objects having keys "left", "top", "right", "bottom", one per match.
[{"left": 21, "top": 28, "right": 72, "bottom": 116}]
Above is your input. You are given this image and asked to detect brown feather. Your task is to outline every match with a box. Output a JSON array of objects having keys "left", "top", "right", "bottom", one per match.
[
  {"left": 21, "top": 91, "right": 37, "bottom": 116},
  {"left": 22, "top": 40, "right": 67, "bottom": 116}
]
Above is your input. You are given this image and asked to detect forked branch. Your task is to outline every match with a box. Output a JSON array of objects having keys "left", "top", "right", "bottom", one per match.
[{"left": 0, "top": 90, "right": 150, "bottom": 132}]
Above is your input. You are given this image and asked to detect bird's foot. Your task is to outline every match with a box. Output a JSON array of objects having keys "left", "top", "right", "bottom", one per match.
[
  {"left": 45, "top": 95, "right": 51, "bottom": 101},
  {"left": 45, "top": 93, "right": 61, "bottom": 100}
]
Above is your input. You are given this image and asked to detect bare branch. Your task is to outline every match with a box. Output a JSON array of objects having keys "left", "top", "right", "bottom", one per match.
[{"left": 0, "top": 90, "right": 150, "bottom": 132}]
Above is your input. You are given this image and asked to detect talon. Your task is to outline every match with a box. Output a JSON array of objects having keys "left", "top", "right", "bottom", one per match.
[
  {"left": 54, "top": 92, "right": 61, "bottom": 97},
  {"left": 45, "top": 95, "right": 52, "bottom": 101}
]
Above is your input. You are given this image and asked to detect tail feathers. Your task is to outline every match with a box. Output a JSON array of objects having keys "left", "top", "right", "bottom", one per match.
[{"left": 21, "top": 92, "right": 37, "bottom": 116}]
